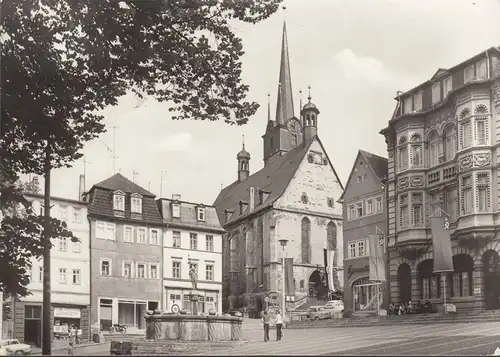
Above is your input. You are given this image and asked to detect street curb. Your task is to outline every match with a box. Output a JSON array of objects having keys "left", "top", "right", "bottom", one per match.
[{"left": 32, "top": 342, "right": 108, "bottom": 355}]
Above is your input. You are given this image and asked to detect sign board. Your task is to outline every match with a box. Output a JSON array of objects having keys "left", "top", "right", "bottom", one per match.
[
  {"left": 474, "top": 287, "right": 481, "bottom": 294},
  {"left": 54, "top": 307, "right": 81, "bottom": 319}
]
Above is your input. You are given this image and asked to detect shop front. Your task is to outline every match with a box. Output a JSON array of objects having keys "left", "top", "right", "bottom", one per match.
[
  {"left": 14, "top": 302, "right": 90, "bottom": 345},
  {"left": 164, "top": 288, "right": 219, "bottom": 314}
]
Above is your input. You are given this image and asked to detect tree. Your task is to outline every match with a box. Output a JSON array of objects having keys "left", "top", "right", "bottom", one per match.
[
  {"left": 1, "top": 0, "right": 283, "bottom": 353},
  {"left": 0, "top": 180, "right": 77, "bottom": 297}
]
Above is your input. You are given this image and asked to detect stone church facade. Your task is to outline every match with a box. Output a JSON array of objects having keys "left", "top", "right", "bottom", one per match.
[{"left": 213, "top": 22, "right": 345, "bottom": 313}]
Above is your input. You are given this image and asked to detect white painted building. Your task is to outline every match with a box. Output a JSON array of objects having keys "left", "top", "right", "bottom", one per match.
[
  {"left": 14, "top": 185, "right": 91, "bottom": 345},
  {"left": 158, "top": 195, "right": 225, "bottom": 314}
]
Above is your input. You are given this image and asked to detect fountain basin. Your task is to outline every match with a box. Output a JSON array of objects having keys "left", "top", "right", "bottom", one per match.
[{"left": 145, "top": 313, "right": 243, "bottom": 341}]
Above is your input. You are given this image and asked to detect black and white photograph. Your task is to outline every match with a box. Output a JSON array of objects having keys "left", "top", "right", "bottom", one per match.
[{"left": 1, "top": 0, "right": 500, "bottom": 355}]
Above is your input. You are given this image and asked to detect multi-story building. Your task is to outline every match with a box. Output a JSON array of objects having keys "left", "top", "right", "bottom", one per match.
[
  {"left": 86, "top": 173, "right": 164, "bottom": 332},
  {"left": 339, "top": 150, "right": 388, "bottom": 314},
  {"left": 13, "top": 179, "right": 90, "bottom": 346},
  {"left": 380, "top": 46, "right": 500, "bottom": 311},
  {"left": 157, "top": 195, "right": 225, "bottom": 314},
  {"left": 213, "top": 21, "right": 344, "bottom": 314}
]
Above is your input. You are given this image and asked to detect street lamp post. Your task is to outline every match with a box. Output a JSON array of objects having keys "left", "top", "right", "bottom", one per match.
[{"left": 279, "top": 239, "right": 288, "bottom": 325}]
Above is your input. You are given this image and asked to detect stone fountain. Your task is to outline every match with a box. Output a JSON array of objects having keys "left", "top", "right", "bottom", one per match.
[{"left": 144, "top": 267, "right": 243, "bottom": 342}]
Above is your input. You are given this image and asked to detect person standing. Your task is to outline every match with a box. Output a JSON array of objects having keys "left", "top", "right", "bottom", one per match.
[
  {"left": 261, "top": 310, "right": 270, "bottom": 342},
  {"left": 275, "top": 310, "right": 283, "bottom": 341},
  {"left": 67, "top": 337, "right": 74, "bottom": 356}
]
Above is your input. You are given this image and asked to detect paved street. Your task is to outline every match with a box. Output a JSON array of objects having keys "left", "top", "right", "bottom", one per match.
[{"left": 55, "top": 319, "right": 500, "bottom": 356}]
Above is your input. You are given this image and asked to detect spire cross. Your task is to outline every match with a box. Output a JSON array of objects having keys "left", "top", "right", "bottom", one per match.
[
  {"left": 308, "top": 85, "right": 312, "bottom": 102},
  {"left": 299, "top": 89, "right": 303, "bottom": 108},
  {"left": 242, "top": 134, "right": 245, "bottom": 149}
]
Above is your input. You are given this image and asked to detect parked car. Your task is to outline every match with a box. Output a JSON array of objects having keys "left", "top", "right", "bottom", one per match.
[
  {"left": 324, "top": 300, "right": 344, "bottom": 314},
  {"left": 0, "top": 339, "right": 32, "bottom": 355},
  {"left": 306, "top": 306, "right": 331, "bottom": 320}
]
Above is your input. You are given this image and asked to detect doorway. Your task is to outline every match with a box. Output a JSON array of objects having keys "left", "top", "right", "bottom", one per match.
[
  {"left": 24, "top": 305, "right": 41, "bottom": 347},
  {"left": 308, "top": 270, "right": 327, "bottom": 300},
  {"left": 398, "top": 263, "right": 412, "bottom": 304},
  {"left": 483, "top": 250, "right": 500, "bottom": 310}
]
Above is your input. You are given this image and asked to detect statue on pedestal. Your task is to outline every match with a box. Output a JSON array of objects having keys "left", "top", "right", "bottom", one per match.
[
  {"left": 189, "top": 267, "right": 198, "bottom": 291},
  {"left": 189, "top": 267, "right": 199, "bottom": 315}
]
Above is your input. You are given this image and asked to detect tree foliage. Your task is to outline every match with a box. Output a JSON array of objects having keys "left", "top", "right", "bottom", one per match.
[
  {"left": 1, "top": 0, "right": 283, "bottom": 297},
  {"left": 2, "top": 0, "right": 284, "bottom": 177},
  {"left": 0, "top": 180, "right": 77, "bottom": 297}
]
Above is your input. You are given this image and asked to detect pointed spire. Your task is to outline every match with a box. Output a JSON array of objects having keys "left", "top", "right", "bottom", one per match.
[
  {"left": 267, "top": 93, "right": 272, "bottom": 122},
  {"left": 275, "top": 17, "right": 294, "bottom": 124},
  {"left": 299, "top": 89, "right": 303, "bottom": 124}
]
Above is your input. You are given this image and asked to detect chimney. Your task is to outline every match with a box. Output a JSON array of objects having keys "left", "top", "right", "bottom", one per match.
[
  {"left": 172, "top": 194, "right": 181, "bottom": 201},
  {"left": 78, "top": 174, "right": 85, "bottom": 201},
  {"left": 249, "top": 187, "right": 255, "bottom": 212}
]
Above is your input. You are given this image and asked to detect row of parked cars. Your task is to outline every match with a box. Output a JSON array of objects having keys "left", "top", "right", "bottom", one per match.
[{"left": 306, "top": 300, "right": 344, "bottom": 320}]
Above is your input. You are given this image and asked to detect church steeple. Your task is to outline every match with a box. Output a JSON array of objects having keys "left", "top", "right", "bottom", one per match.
[
  {"left": 275, "top": 20, "right": 294, "bottom": 124},
  {"left": 237, "top": 135, "right": 250, "bottom": 182}
]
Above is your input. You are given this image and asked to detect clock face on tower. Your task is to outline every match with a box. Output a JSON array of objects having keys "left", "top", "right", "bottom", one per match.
[{"left": 286, "top": 118, "right": 301, "bottom": 133}]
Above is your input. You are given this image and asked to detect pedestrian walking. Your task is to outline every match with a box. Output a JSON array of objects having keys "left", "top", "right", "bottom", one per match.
[
  {"left": 67, "top": 337, "right": 74, "bottom": 356},
  {"left": 261, "top": 310, "right": 271, "bottom": 342},
  {"left": 275, "top": 310, "right": 283, "bottom": 341}
]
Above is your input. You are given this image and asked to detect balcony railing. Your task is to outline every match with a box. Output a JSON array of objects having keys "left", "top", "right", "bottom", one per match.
[{"left": 426, "top": 163, "right": 458, "bottom": 187}]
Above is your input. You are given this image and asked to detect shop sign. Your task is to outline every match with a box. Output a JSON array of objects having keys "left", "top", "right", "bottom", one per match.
[
  {"left": 347, "top": 262, "right": 369, "bottom": 280},
  {"left": 54, "top": 307, "right": 81, "bottom": 319}
]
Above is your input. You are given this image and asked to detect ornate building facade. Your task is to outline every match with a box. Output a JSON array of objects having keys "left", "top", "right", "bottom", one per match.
[
  {"left": 213, "top": 22, "right": 344, "bottom": 313},
  {"left": 380, "top": 46, "right": 500, "bottom": 311}
]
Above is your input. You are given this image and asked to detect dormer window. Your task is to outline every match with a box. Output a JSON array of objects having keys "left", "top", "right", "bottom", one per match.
[
  {"left": 224, "top": 209, "right": 233, "bottom": 222},
  {"left": 113, "top": 190, "right": 125, "bottom": 211},
  {"left": 197, "top": 207, "right": 205, "bottom": 222},
  {"left": 259, "top": 190, "right": 270, "bottom": 205},
  {"left": 172, "top": 203, "right": 180, "bottom": 218},
  {"left": 131, "top": 194, "right": 142, "bottom": 214}
]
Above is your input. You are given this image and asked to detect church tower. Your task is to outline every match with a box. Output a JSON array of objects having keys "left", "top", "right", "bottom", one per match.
[
  {"left": 237, "top": 136, "right": 250, "bottom": 182},
  {"left": 262, "top": 21, "right": 303, "bottom": 167},
  {"left": 301, "top": 87, "right": 319, "bottom": 143}
]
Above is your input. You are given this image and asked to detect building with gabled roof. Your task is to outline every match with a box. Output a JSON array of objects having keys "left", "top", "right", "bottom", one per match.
[
  {"left": 213, "top": 21, "right": 345, "bottom": 314},
  {"left": 86, "top": 173, "right": 164, "bottom": 333},
  {"left": 157, "top": 194, "right": 225, "bottom": 315},
  {"left": 339, "top": 150, "right": 388, "bottom": 315}
]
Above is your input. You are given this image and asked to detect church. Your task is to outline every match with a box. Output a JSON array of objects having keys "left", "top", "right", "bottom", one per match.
[{"left": 213, "top": 21, "right": 345, "bottom": 313}]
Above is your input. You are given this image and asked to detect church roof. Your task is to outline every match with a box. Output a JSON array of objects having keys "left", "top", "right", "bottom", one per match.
[
  {"left": 214, "top": 136, "right": 344, "bottom": 227},
  {"left": 214, "top": 139, "right": 312, "bottom": 226}
]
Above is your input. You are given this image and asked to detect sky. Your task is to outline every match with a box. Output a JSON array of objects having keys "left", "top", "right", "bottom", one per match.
[{"left": 30, "top": 0, "right": 500, "bottom": 205}]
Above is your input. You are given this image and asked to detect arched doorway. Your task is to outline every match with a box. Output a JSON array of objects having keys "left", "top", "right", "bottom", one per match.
[
  {"left": 483, "top": 250, "right": 500, "bottom": 310},
  {"left": 397, "top": 263, "right": 412, "bottom": 304},
  {"left": 418, "top": 259, "right": 440, "bottom": 300},
  {"left": 450, "top": 254, "right": 473, "bottom": 298},
  {"left": 308, "top": 270, "right": 327, "bottom": 300}
]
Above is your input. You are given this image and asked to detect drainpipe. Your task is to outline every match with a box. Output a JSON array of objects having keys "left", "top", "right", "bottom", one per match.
[{"left": 486, "top": 50, "right": 490, "bottom": 79}]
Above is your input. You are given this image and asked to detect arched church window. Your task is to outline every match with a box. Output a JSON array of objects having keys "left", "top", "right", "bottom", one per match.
[
  {"left": 327, "top": 221, "right": 337, "bottom": 250},
  {"left": 301, "top": 217, "right": 311, "bottom": 264},
  {"left": 311, "top": 115, "right": 316, "bottom": 126}
]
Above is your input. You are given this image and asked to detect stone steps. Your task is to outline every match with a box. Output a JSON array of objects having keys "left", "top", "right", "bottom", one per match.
[{"left": 287, "top": 311, "right": 500, "bottom": 329}]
